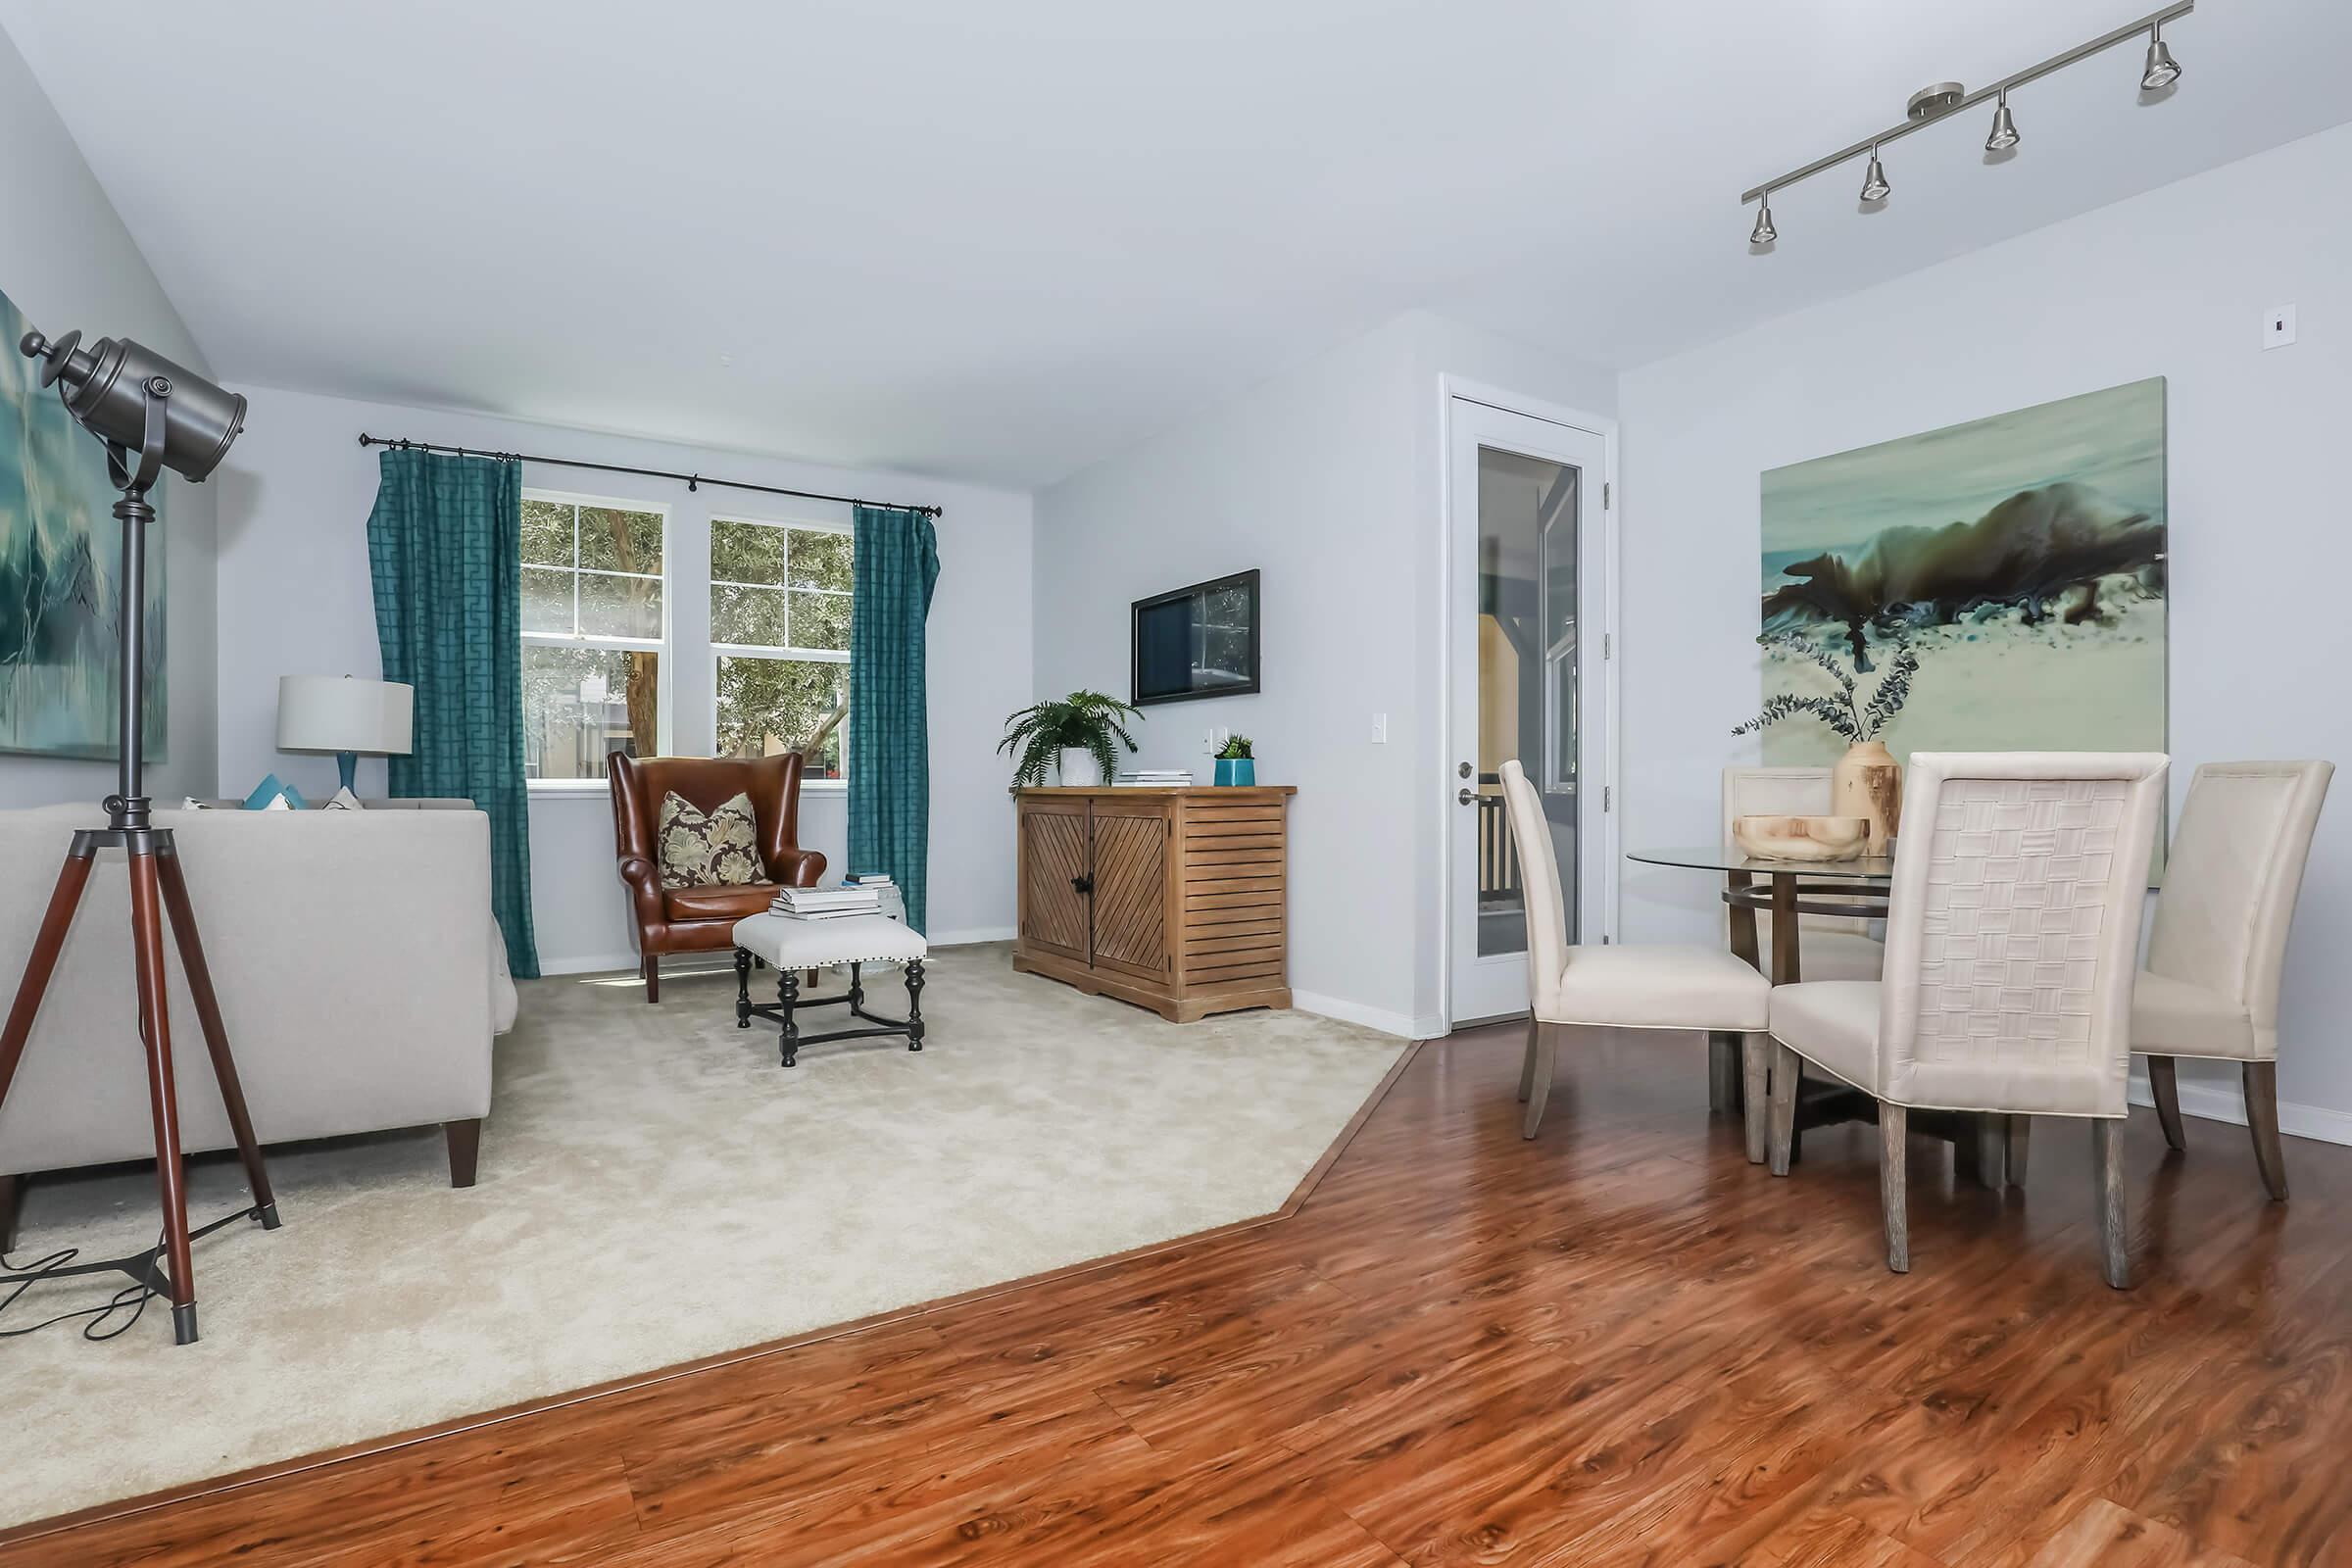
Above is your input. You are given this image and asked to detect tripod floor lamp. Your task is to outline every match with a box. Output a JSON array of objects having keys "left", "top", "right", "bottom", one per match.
[{"left": 0, "top": 324, "right": 278, "bottom": 1345}]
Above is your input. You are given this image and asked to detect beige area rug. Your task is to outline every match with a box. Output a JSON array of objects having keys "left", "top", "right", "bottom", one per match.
[{"left": 1, "top": 943, "right": 1405, "bottom": 1530}]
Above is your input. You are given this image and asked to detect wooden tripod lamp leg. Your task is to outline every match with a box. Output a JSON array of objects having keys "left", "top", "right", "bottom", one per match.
[
  {"left": 0, "top": 850, "right": 97, "bottom": 1110},
  {"left": 155, "top": 849, "right": 279, "bottom": 1228},
  {"left": 127, "top": 850, "right": 202, "bottom": 1345}
]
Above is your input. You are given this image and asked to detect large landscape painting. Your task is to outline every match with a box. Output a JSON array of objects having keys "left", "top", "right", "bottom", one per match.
[
  {"left": 0, "top": 283, "right": 166, "bottom": 760},
  {"left": 1759, "top": 378, "right": 2166, "bottom": 772}
]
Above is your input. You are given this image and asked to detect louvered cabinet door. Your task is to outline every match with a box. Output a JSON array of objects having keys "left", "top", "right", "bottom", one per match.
[
  {"left": 1018, "top": 798, "right": 1091, "bottom": 963},
  {"left": 1086, "top": 802, "right": 1172, "bottom": 980}
]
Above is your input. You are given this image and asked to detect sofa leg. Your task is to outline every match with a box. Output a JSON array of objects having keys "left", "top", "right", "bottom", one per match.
[
  {"left": 0, "top": 1172, "right": 20, "bottom": 1252},
  {"left": 445, "top": 1119, "right": 481, "bottom": 1189},
  {"left": 644, "top": 955, "right": 661, "bottom": 1004}
]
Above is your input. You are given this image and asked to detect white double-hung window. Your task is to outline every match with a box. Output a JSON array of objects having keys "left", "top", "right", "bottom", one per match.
[
  {"left": 710, "top": 515, "right": 853, "bottom": 783},
  {"left": 519, "top": 493, "right": 666, "bottom": 783}
]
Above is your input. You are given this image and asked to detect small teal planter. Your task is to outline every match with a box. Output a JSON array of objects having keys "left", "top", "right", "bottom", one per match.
[{"left": 1213, "top": 758, "right": 1256, "bottom": 786}]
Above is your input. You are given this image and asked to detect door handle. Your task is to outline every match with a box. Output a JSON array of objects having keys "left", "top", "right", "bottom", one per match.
[
  {"left": 1457, "top": 788, "right": 1479, "bottom": 806},
  {"left": 1071, "top": 874, "right": 1094, "bottom": 896}
]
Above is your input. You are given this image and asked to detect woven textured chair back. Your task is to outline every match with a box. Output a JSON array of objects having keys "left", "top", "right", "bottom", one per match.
[{"left": 1877, "top": 753, "right": 2167, "bottom": 1117}]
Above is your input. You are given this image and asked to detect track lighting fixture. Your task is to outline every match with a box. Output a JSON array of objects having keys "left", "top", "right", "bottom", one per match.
[
  {"left": 1985, "top": 89, "right": 2021, "bottom": 152},
  {"left": 2141, "top": 21, "right": 2181, "bottom": 90},
  {"left": 1859, "top": 149, "right": 1890, "bottom": 203},
  {"left": 1740, "top": 3, "right": 2188, "bottom": 253}
]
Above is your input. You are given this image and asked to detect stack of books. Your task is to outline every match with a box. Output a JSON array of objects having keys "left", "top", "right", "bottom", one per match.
[
  {"left": 771, "top": 883, "right": 884, "bottom": 921},
  {"left": 1114, "top": 768, "right": 1194, "bottom": 788}
]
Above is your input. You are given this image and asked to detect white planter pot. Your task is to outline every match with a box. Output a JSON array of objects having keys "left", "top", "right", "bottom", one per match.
[{"left": 1056, "top": 747, "right": 1103, "bottom": 787}]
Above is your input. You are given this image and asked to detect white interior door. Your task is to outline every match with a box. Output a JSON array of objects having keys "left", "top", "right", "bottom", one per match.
[{"left": 1446, "top": 398, "right": 1608, "bottom": 1024}]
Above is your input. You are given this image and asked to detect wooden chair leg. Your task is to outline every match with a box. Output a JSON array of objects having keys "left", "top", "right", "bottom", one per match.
[
  {"left": 2147, "top": 1054, "right": 2186, "bottom": 1151},
  {"left": 445, "top": 1119, "right": 482, "bottom": 1189},
  {"left": 1521, "top": 1024, "right": 1559, "bottom": 1140},
  {"left": 2244, "top": 1060, "right": 2288, "bottom": 1201},
  {"left": 2093, "top": 1117, "right": 2130, "bottom": 1288},
  {"left": 1516, "top": 1015, "right": 1538, "bottom": 1104},
  {"left": 2004, "top": 1114, "right": 2031, "bottom": 1189},
  {"left": 1707, "top": 1031, "right": 1740, "bottom": 1114},
  {"left": 1881, "top": 1102, "right": 1909, "bottom": 1274},
  {"left": 644, "top": 955, "right": 661, "bottom": 1004},
  {"left": 1741, "top": 1034, "right": 1770, "bottom": 1164},
  {"left": 1765, "top": 1041, "right": 1800, "bottom": 1176},
  {"left": 0, "top": 1171, "right": 20, "bottom": 1253},
  {"left": 1972, "top": 1112, "right": 2008, "bottom": 1191}
]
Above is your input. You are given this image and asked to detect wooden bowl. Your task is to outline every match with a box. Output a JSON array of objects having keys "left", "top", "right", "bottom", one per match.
[{"left": 1733, "top": 814, "right": 1870, "bottom": 862}]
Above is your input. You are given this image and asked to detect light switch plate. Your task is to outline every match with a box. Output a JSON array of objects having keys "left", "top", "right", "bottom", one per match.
[
  {"left": 1370, "top": 712, "right": 1388, "bottom": 744},
  {"left": 2264, "top": 305, "right": 2297, "bottom": 350}
]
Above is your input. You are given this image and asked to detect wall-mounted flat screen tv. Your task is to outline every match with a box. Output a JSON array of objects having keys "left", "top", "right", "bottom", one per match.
[{"left": 1131, "top": 568, "right": 1259, "bottom": 706}]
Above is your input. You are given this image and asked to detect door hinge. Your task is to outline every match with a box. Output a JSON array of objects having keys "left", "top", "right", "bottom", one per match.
[
  {"left": 1602, "top": 632, "right": 1612, "bottom": 661},
  {"left": 1602, "top": 481, "right": 1611, "bottom": 510},
  {"left": 1603, "top": 785, "right": 1612, "bottom": 811}
]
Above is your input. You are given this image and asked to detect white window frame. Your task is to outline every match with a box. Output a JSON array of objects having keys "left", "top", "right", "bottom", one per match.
[
  {"left": 709, "top": 512, "right": 853, "bottom": 790},
  {"left": 520, "top": 488, "right": 671, "bottom": 793}
]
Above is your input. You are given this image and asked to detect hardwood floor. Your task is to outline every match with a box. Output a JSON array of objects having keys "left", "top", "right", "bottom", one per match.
[{"left": 7, "top": 1021, "right": 2349, "bottom": 1566}]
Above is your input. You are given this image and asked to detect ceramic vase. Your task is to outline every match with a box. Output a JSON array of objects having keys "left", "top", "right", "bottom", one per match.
[
  {"left": 1213, "top": 757, "right": 1255, "bottom": 786},
  {"left": 1833, "top": 740, "right": 1902, "bottom": 853},
  {"left": 1056, "top": 747, "right": 1103, "bottom": 787}
]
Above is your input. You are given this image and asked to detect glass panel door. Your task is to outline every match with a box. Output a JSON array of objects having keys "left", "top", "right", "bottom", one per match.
[{"left": 1448, "top": 400, "right": 1606, "bottom": 1024}]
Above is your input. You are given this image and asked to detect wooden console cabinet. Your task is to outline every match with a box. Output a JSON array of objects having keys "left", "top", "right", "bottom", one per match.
[{"left": 1012, "top": 786, "right": 1295, "bottom": 1023}]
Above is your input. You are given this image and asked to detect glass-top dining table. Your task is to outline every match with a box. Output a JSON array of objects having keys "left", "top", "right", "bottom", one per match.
[
  {"left": 1622, "top": 844, "right": 2020, "bottom": 1179},
  {"left": 1625, "top": 846, "right": 1892, "bottom": 986}
]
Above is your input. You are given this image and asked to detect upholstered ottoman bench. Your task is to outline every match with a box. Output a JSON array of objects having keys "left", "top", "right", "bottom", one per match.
[{"left": 730, "top": 911, "right": 928, "bottom": 1067}]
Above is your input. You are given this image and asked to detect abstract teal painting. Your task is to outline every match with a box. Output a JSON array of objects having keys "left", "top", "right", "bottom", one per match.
[
  {"left": 0, "top": 283, "right": 166, "bottom": 760},
  {"left": 1759, "top": 379, "right": 2166, "bottom": 767}
]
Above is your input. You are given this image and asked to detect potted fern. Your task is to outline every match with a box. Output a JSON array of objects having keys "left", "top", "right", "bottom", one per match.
[
  {"left": 1734, "top": 631, "right": 1921, "bottom": 851},
  {"left": 1000, "top": 690, "right": 1141, "bottom": 788}
]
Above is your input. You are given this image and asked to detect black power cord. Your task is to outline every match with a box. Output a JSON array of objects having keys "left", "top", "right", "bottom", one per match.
[{"left": 0, "top": 1228, "right": 167, "bottom": 1342}]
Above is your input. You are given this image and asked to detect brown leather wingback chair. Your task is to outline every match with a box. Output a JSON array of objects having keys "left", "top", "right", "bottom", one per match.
[{"left": 609, "top": 752, "right": 826, "bottom": 1001}]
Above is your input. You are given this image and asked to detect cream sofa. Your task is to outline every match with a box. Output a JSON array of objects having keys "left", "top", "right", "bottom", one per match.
[{"left": 0, "top": 801, "right": 516, "bottom": 1219}]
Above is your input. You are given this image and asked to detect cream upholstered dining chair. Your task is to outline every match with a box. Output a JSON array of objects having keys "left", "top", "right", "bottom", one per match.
[
  {"left": 1723, "top": 767, "right": 1886, "bottom": 981},
  {"left": 2134, "top": 760, "right": 2333, "bottom": 1200},
  {"left": 1765, "top": 753, "right": 2168, "bottom": 1288},
  {"left": 1499, "top": 760, "right": 1772, "bottom": 1141}
]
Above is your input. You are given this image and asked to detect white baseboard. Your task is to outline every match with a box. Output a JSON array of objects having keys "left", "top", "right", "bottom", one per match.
[
  {"left": 927, "top": 925, "right": 1015, "bottom": 948},
  {"left": 537, "top": 951, "right": 641, "bottom": 977},
  {"left": 2127, "top": 1069, "right": 2352, "bottom": 1148},
  {"left": 1292, "top": 991, "right": 1437, "bottom": 1040}
]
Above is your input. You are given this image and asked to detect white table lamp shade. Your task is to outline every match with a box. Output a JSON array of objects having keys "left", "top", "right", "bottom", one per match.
[{"left": 276, "top": 676, "right": 415, "bottom": 756}]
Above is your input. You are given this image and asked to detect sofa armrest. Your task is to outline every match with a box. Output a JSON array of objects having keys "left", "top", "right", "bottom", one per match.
[{"left": 769, "top": 847, "right": 827, "bottom": 888}]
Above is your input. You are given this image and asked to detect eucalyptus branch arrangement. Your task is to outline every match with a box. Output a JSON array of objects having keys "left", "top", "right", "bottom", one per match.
[
  {"left": 999, "top": 690, "right": 1141, "bottom": 786},
  {"left": 1733, "top": 631, "right": 1921, "bottom": 743}
]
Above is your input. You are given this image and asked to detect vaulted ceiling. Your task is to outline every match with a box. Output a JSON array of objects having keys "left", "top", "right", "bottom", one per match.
[{"left": 5, "top": 0, "right": 2345, "bottom": 487}]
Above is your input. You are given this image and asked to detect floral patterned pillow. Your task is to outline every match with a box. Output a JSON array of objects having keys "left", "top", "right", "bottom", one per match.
[{"left": 658, "top": 791, "right": 762, "bottom": 889}]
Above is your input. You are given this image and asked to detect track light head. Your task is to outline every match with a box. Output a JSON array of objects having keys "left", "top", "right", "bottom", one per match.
[
  {"left": 1859, "top": 150, "right": 1890, "bottom": 204},
  {"left": 1749, "top": 195, "right": 1778, "bottom": 250},
  {"left": 2141, "top": 23, "right": 2181, "bottom": 90},
  {"left": 1985, "top": 90, "right": 2021, "bottom": 152}
]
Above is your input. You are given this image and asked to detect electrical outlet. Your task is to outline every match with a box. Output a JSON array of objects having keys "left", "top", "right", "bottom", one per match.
[
  {"left": 2264, "top": 305, "right": 2297, "bottom": 350},
  {"left": 1370, "top": 712, "right": 1388, "bottom": 744}
]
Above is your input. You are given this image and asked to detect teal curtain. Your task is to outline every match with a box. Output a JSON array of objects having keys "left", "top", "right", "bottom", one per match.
[
  {"left": 367, "top": 449, "right": 540, "bottom": 978},
  {"left": 847, "top": 505, "right": 941, "bottom": 933}
]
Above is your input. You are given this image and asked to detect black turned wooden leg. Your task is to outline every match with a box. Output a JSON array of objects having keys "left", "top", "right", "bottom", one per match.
[
  {"left": 849, "top": 962, "right": 865, "bottom": 1015},
  {"left": 445, "top": 1119, "right": 481, "bottom": 1188},
  {"left": 905, "top": 959, "right": 926, "bottom": 1052},
  {"left": 644, "top": 954, "right": 661, "bottom": 1004},
  {"left": 735, "top": 949, "right": 753, "bottom": 1028},
  {"left": 778, "top": 969, "right": 801, "bottom": 1067}
]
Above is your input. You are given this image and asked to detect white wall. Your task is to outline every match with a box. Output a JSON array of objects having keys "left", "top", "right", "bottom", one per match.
[
  {"left": 0, "top": 27, "right": 217, "bottom": 805},
  {"left": 1033, "top": 310, "right": 1613, "bottom": 1035},
  {"left": 1619, "top": 122, "right": 2352, "bottom": 1139},
  {"left": 213, "top": 384, "right": 1033, "bottom": 971}
]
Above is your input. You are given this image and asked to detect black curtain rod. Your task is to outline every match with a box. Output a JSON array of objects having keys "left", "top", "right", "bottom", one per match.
[{"left": 355, "top": 434, "right": 943, "bottom": 517}]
